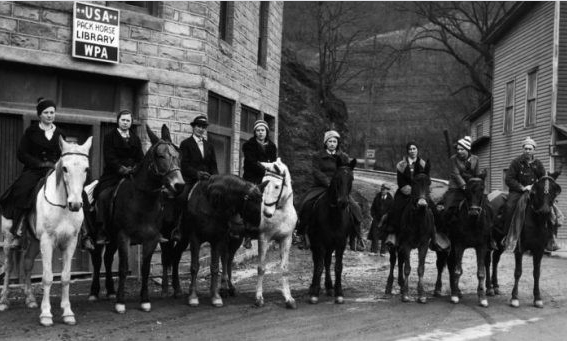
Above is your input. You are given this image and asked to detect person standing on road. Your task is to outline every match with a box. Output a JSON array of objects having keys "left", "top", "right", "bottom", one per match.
[
  {"left": 241, "top": 119, "right": 277, "bottom": 248},
  {"left": 368, "top": 183, "right": 393, "bottom": 255}
]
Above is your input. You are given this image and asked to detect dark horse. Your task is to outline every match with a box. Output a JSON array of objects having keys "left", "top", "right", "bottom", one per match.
[
  {"left": 386, "top": 162, "right": 434, "bottom": 303},
  {"left": 308, "top": 158, "right": 357, "bottom": 305},
  {"left": 178, "top": 174, "right": 265, "bottom": 307},
  {"left": 88, "top": 125, "right": 185, "bottom": 314},
  {"left": 434, "top": 172, "right": 493, "bottom": 307},
  {"left": 486, "top": 172, "right": 561, "bottom": 308}
]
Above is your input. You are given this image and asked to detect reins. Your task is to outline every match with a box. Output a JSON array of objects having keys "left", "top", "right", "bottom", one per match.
[
  {"left": 263, "top": 171, "right": 286, "bottom": 208},
  {"left": 43, "top": 152, "right": 89, "bottom": 209}
]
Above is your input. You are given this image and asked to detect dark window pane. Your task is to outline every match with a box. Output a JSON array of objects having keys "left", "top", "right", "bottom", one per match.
[
  {"left": 219, "top": 1, "right": 228, "bottom": 41},
  {"left": 208, "top": 96, "right": 219, "bottom": 124},
  {"left": 219, "top": 100, "right": 232, "bottom": 127},
  {"left": 61, "top": 78, "right": 116, "bottom": 111},
  {"left": 264, "top": 114, "right": 275, "bottom": 132},
  {"left": 208, "top": 132, "right": 230, "bottom": 174},
  {"left": 0, "top": 65, "right": 57, "bottom": 105}
]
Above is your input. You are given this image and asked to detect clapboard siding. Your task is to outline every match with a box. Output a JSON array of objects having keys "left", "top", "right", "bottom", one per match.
[
  {"left": 491, "top": 2, "right": 555, "bottom": 191},
  {"left": 471, "top": 111, "right": 491, "bottom": 190},
  {"left": 557, "top": 3, "right": 567, "bottom": 126}
]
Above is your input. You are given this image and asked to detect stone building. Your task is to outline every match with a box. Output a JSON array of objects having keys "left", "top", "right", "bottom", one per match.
[{"left": 0, "top": 1, "right": 283, "bottom": 274}]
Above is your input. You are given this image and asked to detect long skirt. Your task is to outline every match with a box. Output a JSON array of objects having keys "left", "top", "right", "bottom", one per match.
[{"left": 0, "top": 168, "right": 49, "bottom": 220}]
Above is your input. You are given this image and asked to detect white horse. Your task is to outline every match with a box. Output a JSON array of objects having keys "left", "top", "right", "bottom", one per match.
[
  {"left": 0, "top": 136, "right": 92, "bottom": 326},
  {"left": 255, "top": 158, "right": 298, "bottom": 309}
]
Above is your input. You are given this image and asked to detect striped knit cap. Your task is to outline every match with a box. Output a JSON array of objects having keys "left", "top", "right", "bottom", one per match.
[{"left": 457, "top": 136, "right": 472, "bottom": 151}]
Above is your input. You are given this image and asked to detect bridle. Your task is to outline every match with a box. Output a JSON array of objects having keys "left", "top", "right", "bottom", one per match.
[
  {"left": 262, "top": 170, "right": 286, "bottom": 208},
  {"left": 43, "top": 152, "right": 89, "bottom": 209},
  {"left": 529, "top": 176, "right": 557, "bottom": 213},
  {"left": 147, "top": 141, "right": 181, "bottom": 178},
  {"left": 463, "top": 177, "right": 485, "bottom": 216}
]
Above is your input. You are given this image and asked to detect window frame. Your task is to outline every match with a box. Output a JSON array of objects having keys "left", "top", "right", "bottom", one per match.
[
  {"left": 524, "top": 68, "right": 538, "bottom": 127},
  {"left": 503, "top": 79, "right": 515, "bottom": 134},
  {"left": 218, "top": 1, "right": 235, "bottom": 44},
  {"left": 240, "top": 105, "right": 261, "bottom": 135},
  {"left": 257, "top": 2, "right": 270, "bottom": 68},
  {"left": 107, "top": 1, "right": 160, "bottom": 16},
  {"left": 475, "top": 121, "right": 483, "bottom": 140}
]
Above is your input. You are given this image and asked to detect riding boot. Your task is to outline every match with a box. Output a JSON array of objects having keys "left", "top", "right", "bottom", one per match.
[
  {"left": 385, "top": 233, "right": 396, "bottom": 248},
  {"left": 80, "top": 193, "right": 95, "bottom": 250},
  {"left": 8, "top": 214, "right": 26, "bottom": 249}
]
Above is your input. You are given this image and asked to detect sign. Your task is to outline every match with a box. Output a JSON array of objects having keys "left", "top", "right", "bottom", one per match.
[
  {"left": 366, "top": 149, "right": 375, "bottom": 159},
  {"left": 72, "top": 2, "right": 120, "bottom": 63}
]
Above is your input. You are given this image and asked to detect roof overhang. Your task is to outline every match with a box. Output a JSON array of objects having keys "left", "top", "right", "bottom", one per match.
[{"left": 484, "top": 2, "right": 539, "bottom": 45}]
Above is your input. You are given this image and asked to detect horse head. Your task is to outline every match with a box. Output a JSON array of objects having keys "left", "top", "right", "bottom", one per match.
[
  {"left": 145, "top": 125, "right": 185, "bottom": 197},
  {"left": 410, "top": 160, "right": 431, "bottom": 209},
  {"left": 530, "top": 171, "right": 561, "bottom": 215},
  {"left": 259, "top": 158, "right": 292, "bottom": 218},
  {"left": 56, "top": 135, "right": 92, "bottom": 211},
  {"left": 464, "top": 169, "right": 487, "bottom": 217},
  {"left": 329, "top": 158, "right": 356, "bottom": 209}
]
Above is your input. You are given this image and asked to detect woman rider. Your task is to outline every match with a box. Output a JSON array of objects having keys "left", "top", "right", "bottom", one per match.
[
  {"left": 444, "top": 136, "right": 479, "bottom": 216},
  {"left": 241, "top": 119, "right": 277, "bottom": 248},
  {"left": 296, "top": 130, "right": 363, "bottom": 250}
]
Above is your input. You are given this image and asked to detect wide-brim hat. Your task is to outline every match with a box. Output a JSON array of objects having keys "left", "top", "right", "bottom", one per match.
[{"left": 190, "top": 114, "right": 209, "bottom": 127}]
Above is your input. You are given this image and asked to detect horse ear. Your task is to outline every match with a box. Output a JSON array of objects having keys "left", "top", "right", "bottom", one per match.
[
  {"left": 161, "top": 124, "right": 172, "bottom": 142},
  {"left": 349, "top": 158, "right": 357, "bottom": 170},
  {"left": 258, "top": 180, "right": 270, "bottom": 193},
  {"left": 59, "top": 135, "right": 68, "bottom": 152},
  {"left": 81, "top": 136, "right": 93, "bottom": 153},
  {"left": 548, "top": 171, "right": 561, "bottom": 180},
  {"left": 274, "top": 164, "right": 281, "bottom": 175},
  {"left": 146, "top": 125, "right": 160, "bottom": 145}
]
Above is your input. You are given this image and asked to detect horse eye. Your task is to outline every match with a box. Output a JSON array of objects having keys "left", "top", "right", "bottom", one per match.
[
  {"left": 85, "top": 167, "right": 90, "bottom": 173},
  {"left": 63, "top": 166, "right": 68, "bottom": 173}
]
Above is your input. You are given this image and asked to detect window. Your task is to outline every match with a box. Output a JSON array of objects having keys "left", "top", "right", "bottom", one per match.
[
  {"left": 476, "top": 122, "right": 483, "bottom": 140},
  {"left": 219, "top": 2, "right": 234, "bottom": 43},
  {"left": 107, "top": 1, "right": 160, "bottom": 16},
  {"left": 525, "top": 69, "right": 538, "bottom": 127},
  {"left": 503, "top": 80, "right": 515, "bottom": 134},
  {"left": 257, "top": 2, "right": 269, "bottom": 67},
  {"left": 206, "top": 92, "right": 234, "bottom": 174},
  {"left": 240, "top": 105, "right": 260, "bottom": 134},
  {"left": 207, "top": 92, "right": 233, "bottom": 128},
  {"left": 264, "top": 113, "right": 275, "bottom": 132}
]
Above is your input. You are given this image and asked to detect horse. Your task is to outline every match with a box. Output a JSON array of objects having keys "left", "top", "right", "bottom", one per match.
[
  {"left": 87, "top": 125, "right": 184, "bottom": 314},
  {"left": 180, "top": 174, "right": 265, "bottom": 307},
  {"left": 254, "top": 158, "right": 297, "bottom": 309},
  {"left": 394, "top": 162, "right": 435, "bottom": 303},
  {"left": 308, "top": 157, "right": 357, "bottom": 305},
  {"left": 436, "top": 172, "right": 493, "bottom": 307},
  {"left": 487, "top": 172, "right": 561, "bottom": 308},
  {"left": 0, "top": 136, "right": 93, "bottom": 326}
]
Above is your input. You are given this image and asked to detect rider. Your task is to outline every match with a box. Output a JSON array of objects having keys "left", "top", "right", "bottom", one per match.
[
  {"left": 296, "top": 130, "right": 364, "bottom": 250},
  {"left": 503, "top": 136, "right": 560, "bottom": 252},
  {"left": 0, "top": 98, "right": 63, "bottom": 248},
  {"left": 241, "top": 119, "right": 277, "bottom": 248},
  {"left": 93, "top": 109, "right": 144, "bottom": 245}
]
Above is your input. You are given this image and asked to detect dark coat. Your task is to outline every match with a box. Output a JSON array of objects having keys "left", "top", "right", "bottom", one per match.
[
  {"left": 448, "top": 154, "right": 480, "bottom": 189},
  {"left": 505, "top": 154, "right": 546, "bottom": 193},
  {"left": 370, "top": 191, "right": 394, "bottom": 220},
  {"left": 95, "top": 129, "right": 144, "bottom": 197},
  {"left": 396, "top": 156, "right": 428, "bottom": 190},
  {"left": 312, "top": 150, "right": 350, "bottom": 188},
  {"left": 180, "top": 135, "right": 218, "bottom": 185},
  {"left": 0, "top": 123, "right": 64, "bottom": 217},
  {"left": 242, "top": 137, "right": 277, "bottom": 184}
]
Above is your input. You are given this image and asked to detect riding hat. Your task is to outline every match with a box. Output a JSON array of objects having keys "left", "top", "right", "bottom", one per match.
[
  {"left": 522, "top": 136, "right": 536, "bottom": 148},
  {"left": 36, "top": 97, "right": 56, "bottom": 116},
  {"left": 253, "top": 119, "right": 269, "bottom": 132},
  {"left": 190, "top": 114, "right": 209, "bottom": 127},
  {"left": 457, "top": 136, "right": 472, "bottom": 151},
  {"left": 381, "top": 183, "right": 391, "bottom": 190},
  {"left": 324, "top": 130, "right": 340, "bottom": 144}
]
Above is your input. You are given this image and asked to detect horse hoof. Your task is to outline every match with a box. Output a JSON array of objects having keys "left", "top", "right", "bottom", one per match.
[
  {"left": 63, "top": 315, "right": 76, "bottom": 325},
  {"left": 418, "top": 297, "right": 427, "bottom": 304},
  {"left": 433, "top": 290, "right": 442, "bottom": 297},
  {"left": 486, "top": 289, "right": 495, "bottom": 297},
  {"left": 401, "top": 295, "right": 410, "bottom": 303},
  {"left": 450, "top": 296, "right": 460, "bottom": 304},
  {"left": 140, "top": 302, "right": 151, "bottom": 312},
  {"left": 88, "top": 295, "right": 98, "bottom": 302},
  {"left": 286, "top": 299, "right": 297, "bottom": 309},
  {"left": 479, "top": 299, "right": 489, "bottom": 307},
  {"left": 510, "top": 299, "right": 520, "bottom": 308},
  {"left": 27, "top": 301, "right": 38, "bottom": 309},
  {"left": 534, "top": 300, "right": 544, "bottom": 308},
  {"left": 188, "top": 297, "right": 199, "bottom": 307},
  {"left": 335, "top": 296, "right": 344, "bottom": 304},
  {"left": 39, "top": 316, "right": 53, "bottom": 327},
  {"left": 107, "top": 294, "right": 117, "bottom": 300},
  {"left": 309, "top": 296, "right": 319, "bottom": 304},
  {"left": 494, "top": 288, "right": 501, "bottom": 295},
  {"left": 0, "top": 304, "right": 9, "bottom": 312},
  {"left": 212, "top": 298, "right": 223, "bottom": 307},
  {"left": 255, "top": 297, "right": 264, "bottom": 307},
  {"left": 115, "top": 303, "right": 126, "bottom": 314}
]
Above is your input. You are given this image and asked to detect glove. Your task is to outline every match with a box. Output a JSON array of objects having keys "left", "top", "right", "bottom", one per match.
[
  {"left": 118, "top": 165, "right": 131, "bottom": 176},
  {"left": 39, "top": 161, "right": 55, "bottom": 169},
  {"left": 400, "top": 185, "right": 411, "bottom": 196},
  {"left": 523, "top": 185, "right": 532, "bottom": 192},
  {"left": 197, "top": 171, "right": 211, "bottom": 180}
]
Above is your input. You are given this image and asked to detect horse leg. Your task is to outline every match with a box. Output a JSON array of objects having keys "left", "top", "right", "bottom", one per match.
[
  {"left": 484, "top": 250, "right": 494, "bottom": 296},
  {"left": 210, "top": 241, "right": 223, "bottom": 307},
  {"left": 60, "top": 238, "right": 78, "bottom": 325},
  {"left": 533, "top": 250, "right": 544, "bottom": 308},
  {"left": 160, "top": 241, "right": 172, "bottom": 297},
  {"left": 492, "top": 248, "right": 503, "bottom": 295},
  {"left": 434, "top": 251, "right": 447, "bottom": 297},
  {"left": 104, "top": 243, "right": 118, "bottom": 298},
  {"left": 476, "top": 246, "right": 488, "bottom": 307},
  {"left": 39, "top": 236, "right": 55, "bottom": 326},
  {"left": 23, "top": 241, "right": 40, "bottom": 309},
  {"left": 334, "top": 247, "right": 345, "bottom": 304},
  {"left": 308, "top": 246, "right": 324, "bottom": 304},
  {"left": 224, "top": 237, "right": 241, "bottom": 297},
  {"left": 450, "top": 246, "right": 464, "bottom": 304},
  {"left": 115, "top": 237, "right": 130, "bottom": 314},
  {"left": 0, "top": 232, "right": 14, "bottom": 311},
  {"left": 188, "top": 240, "right": 200, "bottom": 307},
  {"left": 280, "top": 235, "right": 296, "bottom": 309},
  {"left": 510, "top": 250, "right": 523, "bottom": 307},
  {"left": 385, "top": 247, "right": 397, "bottom": 296},
  {"left": 171, "top": 238, "right": 189, "bottom": 298},
  {"left": 139, "top": 239, "right": 159, "bottom": 312},
  {"left": 416, "top": 244, "right": 428, "bottom": 304},
  {"left": 400, "top": 247, "right": 411, "bottom": 302},
  {"left": 324, "top": 249, "right": 333, "bottom": 297},
  {"left": 88, "top": 244, "right": 103, "bottom": 301},
  {"left": 255, "top": 234, "right": 269, "bottom": 307}
]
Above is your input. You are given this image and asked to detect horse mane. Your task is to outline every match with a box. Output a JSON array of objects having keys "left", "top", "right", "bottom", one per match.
[
  {"left": 207, "top": 175, "right": 252, "bottom": 216},
  {"left": 55, "top": 160, "right": 63, "bottom": 188}
]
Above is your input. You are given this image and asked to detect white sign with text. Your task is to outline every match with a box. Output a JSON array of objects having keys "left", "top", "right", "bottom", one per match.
[{"left": 72, "top": 2, "right": 120, "bottom": 63}]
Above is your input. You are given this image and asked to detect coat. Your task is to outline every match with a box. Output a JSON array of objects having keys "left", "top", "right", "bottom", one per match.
[
  {"left": 0, "top": 122, "right": 64, "bottom": 218},
  {"left": 242, "top": 137, "right": 277, "bottom": 184},
  {"left": 505, "top": 154, "right": 546, "bottom": 193},
  {"left": 368, "top": 191, "right": 394, "bottom": 241},
  {"left": 448, "top": 154, "right": 480, "bottom": 189},
  {"left": 396, "top": 156, "right": 428, "bottom": 191},
  {"left": 180, "top": 135, "right": 219, "bottom": 185},
  {"left": 312, "top": 150, "right": 350, "bottom": 188},
  {"left": 95, "top": 129, "right": 144, "bottom": 197}
]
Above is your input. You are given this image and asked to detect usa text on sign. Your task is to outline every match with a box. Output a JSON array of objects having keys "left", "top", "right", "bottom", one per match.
[{"left": 72, "top": 2, "right": 120, "bottom": 63}]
